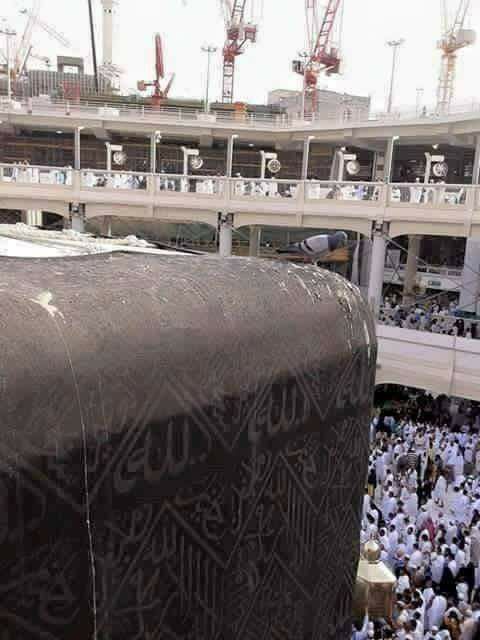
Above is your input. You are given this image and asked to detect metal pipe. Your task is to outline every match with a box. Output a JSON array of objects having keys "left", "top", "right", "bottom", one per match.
[
  {"left": 301, "top": 136, "right": 314, "bottom": 181},
  {"left": 150, "top": 131, "right": 160, "bottom": 174},
  {"left": 260, "top": 151, "right": 266, "bottom": 180},
  {"left": 74, "top": 127, "right": 83, "bottom": 170},
  {"left": 106, "top": 142, "right": 112, "bottom": 172},
  {"left": 226, "top": 134, "right": 238, "bottom": 178},
  {"left": 384, "top": 136, "right": 398, "bottom": 183}
]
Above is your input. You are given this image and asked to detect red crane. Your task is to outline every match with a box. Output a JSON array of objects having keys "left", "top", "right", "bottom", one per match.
[
  {"left": 293, "top": 0, "right": 343, "bottom": 117},
  {"left": 137, "top": 34, "right": 175, "bottom": 107},
  {"left": 221, "top": 0, "right": 258, "bottom": 103}
]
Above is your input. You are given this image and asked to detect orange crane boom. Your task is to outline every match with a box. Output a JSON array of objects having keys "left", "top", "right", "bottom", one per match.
[
  {"left": 293, "top": 0, "right": 343, "bottom": 117},
  {"left": 137, "top": 34, "right": 175, "bottom": 107},
  {"left": 437, "top": 0, "right": 474, "bottom": 114},
  {"left": 221, "top": 0, "right": 257, "bottom": 103}
]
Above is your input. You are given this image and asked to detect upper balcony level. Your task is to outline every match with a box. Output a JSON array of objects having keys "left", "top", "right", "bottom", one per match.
[
  {"left": 1, "top": 163, "right": 480, "bottom": 238},
  {"left": 4, "top": 98, "right": 480, "bottom": 143}
]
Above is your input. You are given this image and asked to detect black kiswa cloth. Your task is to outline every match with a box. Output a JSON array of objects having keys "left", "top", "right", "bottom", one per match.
[{"left": 0, "top": 251, "right": 376, "bottom": 640}]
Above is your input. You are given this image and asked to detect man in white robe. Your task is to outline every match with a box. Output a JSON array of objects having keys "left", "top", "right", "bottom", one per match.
[{"left": 428, "top": 592, "right": 447, "bottom": 630}]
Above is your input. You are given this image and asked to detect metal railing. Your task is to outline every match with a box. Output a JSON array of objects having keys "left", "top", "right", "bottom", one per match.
[
  {"left": 1, "top": 163, "right": 480, "bottom": 213},
  {"left": 3, "top": 97, "right": 480, "bottom": 130},
  {"left": 384, "top": 264, "right": 463, "bottom": 278}
]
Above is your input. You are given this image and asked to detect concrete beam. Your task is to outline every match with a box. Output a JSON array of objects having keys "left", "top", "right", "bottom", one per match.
[{"left": 91, "top": 127, "right": 111, "bottom": 141}]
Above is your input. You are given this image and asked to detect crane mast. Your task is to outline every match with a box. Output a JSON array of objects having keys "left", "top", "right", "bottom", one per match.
[
  {"left": 437, "top": 0, "right": 475, "bottom": 114},
  {"left": 293, "top": 0, "right": 342, "bottom": 118},
  {"left": 137, "top": 34, "right": 175, "bottom": 107},
  {"left": 221, "top": 0, "right": 257, "bottom": 103}
]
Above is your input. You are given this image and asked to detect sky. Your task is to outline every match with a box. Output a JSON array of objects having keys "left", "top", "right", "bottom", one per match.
[{"left": 2, "top": 0, "right": 480, "bottom": 111}]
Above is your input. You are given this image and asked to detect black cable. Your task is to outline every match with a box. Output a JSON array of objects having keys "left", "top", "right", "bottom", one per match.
[{"left": 87, "top": 0, "right": 99, "bottom": 94}]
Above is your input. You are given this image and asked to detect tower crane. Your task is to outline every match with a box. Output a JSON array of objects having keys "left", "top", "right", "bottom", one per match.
[
  {"left": 437, "top": 0, "right": 475, "bottom": 114},
  {"left": 293, "top": 0, "right": 343, "bottom": 117},
  {"left": 14, "top": 0, "right": 42, "bottom": 77},
  {"left": 137, "top": 34, "right": 175, "bottom": 107},
  {"left": 221, "top": 0, "right": 258, "bottom": 103},
  {"left": 19, "top": 9, "right": 71, "bottom": 49},
  {"left": 18, "top": 8, "right": 71, "bottom": 74}
]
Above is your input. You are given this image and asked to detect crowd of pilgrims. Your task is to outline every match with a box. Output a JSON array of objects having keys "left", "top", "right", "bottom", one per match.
[
  {"left": 354, "top": 393, "right": 480, "bottom": 639},
  {"left": 378, "top": 297, "right": 479, "bottom": 339}
]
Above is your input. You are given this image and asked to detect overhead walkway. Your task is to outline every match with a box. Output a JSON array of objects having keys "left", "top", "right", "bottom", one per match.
[
  {"left": 3, "top": 98, "right": 480, "bottom": 140},
  {"left": 1, "top": 164, "right": 480, "bottom": 239}
]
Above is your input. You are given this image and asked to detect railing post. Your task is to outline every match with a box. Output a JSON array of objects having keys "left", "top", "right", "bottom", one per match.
[
  {"left": 296, "top": 181, "right": 305, "bottom": 204},
  {"left": 147, "top": 174, "right": 155, "bottom": 196},
  {"left": 466, "top": 186, "right": 476, "bottom": 212},
  {"left": 380, "top": 183, "right": 389, "bottom": 207},
  {"left": 223, "top": 178, "right": 231, "bottom": 208},
  {"left": 72, "top": 170, "right": 81, "bottom": 192}
]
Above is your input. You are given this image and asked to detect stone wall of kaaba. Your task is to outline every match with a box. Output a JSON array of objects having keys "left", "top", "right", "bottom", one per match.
[{"left": 0, "top": 253, "right": 377, "bottom": 640}]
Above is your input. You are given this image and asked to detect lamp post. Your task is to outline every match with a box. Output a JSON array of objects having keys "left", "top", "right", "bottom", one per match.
[
  {"left": 0, "top": 26, "right": 17, "bottom": 103},
  {"left": 386, "top": 39, "right": 405, "bottom": 114},
  {"left": 416, "top": 87, "right": 424, "bottom": 116},
  {"left": 201, "top": 45, "right": 217, "bottom": 113}
]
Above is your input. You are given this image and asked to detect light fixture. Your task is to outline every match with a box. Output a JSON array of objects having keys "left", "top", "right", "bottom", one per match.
[
  {"left": 248, "top": 143, "right": 254, "bottom": 147},
  {"left": 432, "top": 143, "right": 439, "bottom": 150},
  {"left": 341, "top": 146, "right": 347, "bottom": 151},
  {"left": 56, "top": 130, "right": 63, "bottom": 134}
]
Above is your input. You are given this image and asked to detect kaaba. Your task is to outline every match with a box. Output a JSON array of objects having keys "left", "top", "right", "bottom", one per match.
[{"left": 0, "top": 252, "right": 377, "bottom": 640}]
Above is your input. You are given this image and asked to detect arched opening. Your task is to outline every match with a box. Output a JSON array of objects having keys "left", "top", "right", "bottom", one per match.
[
  {"left": 0, "top": 209, "right": 22, "bottom": 225},
  {"left": 235, "top": 224, "right": 370, "bottom": 287},
  {"left": 42, "top": 212, "right": 66, "bottom": 230},
  {"left": 374, "top": 383, "right": 478, "bottom": 428},
  {"left": 379, "top": 233, "right": 478, "bottom": 337},
  {"left": 85, "top": 217, "right": 217, "bottom": 249}
]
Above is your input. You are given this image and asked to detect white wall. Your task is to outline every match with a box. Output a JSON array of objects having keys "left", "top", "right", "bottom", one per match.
[{"left": 376, "top": 325, "right": 480, "bottom": 401}]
